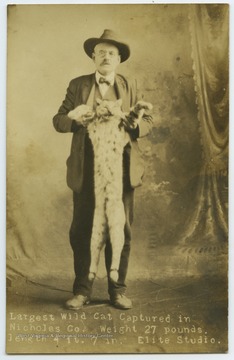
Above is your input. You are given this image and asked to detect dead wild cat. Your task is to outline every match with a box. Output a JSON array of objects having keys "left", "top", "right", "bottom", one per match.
[{"left": 68, "top": 99, "right": 153, "bottom": 283}]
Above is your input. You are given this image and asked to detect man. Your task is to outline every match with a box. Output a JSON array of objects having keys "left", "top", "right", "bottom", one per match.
[{"left": 53, "top": 29, "right": 153, "bottom": 310}]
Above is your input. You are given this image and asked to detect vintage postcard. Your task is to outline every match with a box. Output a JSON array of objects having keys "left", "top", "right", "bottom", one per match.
[{"left": 6, "top": 3, "right": 229, "bottom": 354}]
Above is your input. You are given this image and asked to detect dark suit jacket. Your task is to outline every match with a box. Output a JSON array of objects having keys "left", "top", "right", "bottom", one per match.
[{"left": 53, "top": 73, "right": 153, "bottom": 193}]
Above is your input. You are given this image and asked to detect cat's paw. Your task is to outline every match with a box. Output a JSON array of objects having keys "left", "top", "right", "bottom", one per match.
[
  {"left": 109, "top": 269, "right": 119, "bottom": 283},
  {"left": 88, "top": 272, "right": 96, "bottom": 281},
  {"left": 133, "top": 100, "right": 153, "bottom": 114}
]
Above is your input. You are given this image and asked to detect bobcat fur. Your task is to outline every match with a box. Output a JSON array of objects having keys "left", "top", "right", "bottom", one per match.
[{"left": 68, "top": 99, "right": 152, "bottom": 282}]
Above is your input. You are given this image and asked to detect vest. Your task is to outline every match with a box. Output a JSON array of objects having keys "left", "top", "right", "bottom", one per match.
[{"left": 87, "top": 82, "right": 118, "bottom": 108}]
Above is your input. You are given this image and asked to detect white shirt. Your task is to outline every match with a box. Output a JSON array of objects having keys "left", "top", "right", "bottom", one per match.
[{"left": 95, "top": 71, "right": 115, "bottom": 97}]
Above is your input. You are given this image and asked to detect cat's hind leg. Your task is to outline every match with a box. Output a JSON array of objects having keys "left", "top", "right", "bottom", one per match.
[
  {"left": 106, "top": 198, "right": 126, "bottom": 282},
  {"left": 88, "top": 200, "right": 107, "bottom": 281}
]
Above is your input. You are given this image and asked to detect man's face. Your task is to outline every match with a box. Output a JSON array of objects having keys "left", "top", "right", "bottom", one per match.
[{"left": 92, "top": 43, "right": 121, "bottom": 75}]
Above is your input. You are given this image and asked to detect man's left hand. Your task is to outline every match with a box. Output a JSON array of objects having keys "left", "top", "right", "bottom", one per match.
[{"left": 121, "top": 113, "right": 141, "bottom": 130}]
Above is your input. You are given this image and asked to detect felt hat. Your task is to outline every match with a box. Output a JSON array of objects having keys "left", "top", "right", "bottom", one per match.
[{"left": 83, "top": 29, "right": 130, "bottom": 63}]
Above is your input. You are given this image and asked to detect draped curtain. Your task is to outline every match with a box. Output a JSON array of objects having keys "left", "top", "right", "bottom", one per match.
[{"left": 181, "top": 4, "right": 229, "bottom": 244}]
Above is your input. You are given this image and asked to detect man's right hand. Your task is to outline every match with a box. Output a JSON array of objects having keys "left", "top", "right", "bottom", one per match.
[{"left": 68, "top": 105, "right": 95, "bottom": 127}]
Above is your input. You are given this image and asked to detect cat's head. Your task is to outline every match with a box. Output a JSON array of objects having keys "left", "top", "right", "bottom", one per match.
[{"left": 96, "top": 98, "right": 123, "bottom": 119}]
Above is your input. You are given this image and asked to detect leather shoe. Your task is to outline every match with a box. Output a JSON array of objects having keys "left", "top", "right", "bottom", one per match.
[
  {"left": 110, "top": 294, "right": 133, "bottom": 309},
  {"left": 65, "top": 294, "right": 90, "bottom": 310}
]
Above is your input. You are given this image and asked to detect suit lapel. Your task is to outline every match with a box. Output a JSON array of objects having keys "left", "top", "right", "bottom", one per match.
[
  {"left": 115, "top": 75, "right": 130, "bottom": 112},
  {"left": 81, "top": 74, "right": 96, "bottom": 105}
]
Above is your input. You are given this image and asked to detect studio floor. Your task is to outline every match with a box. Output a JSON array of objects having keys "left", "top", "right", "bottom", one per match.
[{"left": 6, "top": 273, "right": 228, "bottom": 354}]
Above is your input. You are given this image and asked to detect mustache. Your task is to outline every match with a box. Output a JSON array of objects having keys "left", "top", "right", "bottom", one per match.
[{"left": 101, "top": 60, "right": 111, "bottom": 65}]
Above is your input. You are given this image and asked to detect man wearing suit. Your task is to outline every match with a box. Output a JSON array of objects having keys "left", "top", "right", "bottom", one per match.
[{"left": 53, "top": 29, "right": 153, "bottom": 310}]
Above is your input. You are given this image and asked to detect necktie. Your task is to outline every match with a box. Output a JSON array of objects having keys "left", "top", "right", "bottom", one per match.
[{"left": 99, "top": 77, "right": 111, "bottom": 86}]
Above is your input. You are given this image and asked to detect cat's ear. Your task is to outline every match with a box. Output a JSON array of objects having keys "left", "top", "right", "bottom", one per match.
[
  {"left": 116, "top": 99, "right": 122, "bottom": 107},
  {"left": 96, "top": 98, "right": 102, "bottom": 105}
]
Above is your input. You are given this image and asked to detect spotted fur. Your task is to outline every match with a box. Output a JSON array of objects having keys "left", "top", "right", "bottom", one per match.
[
  {"left": 87, "top": 99, "right": 129, "bottom": 282},
  {"left": 68, "top": 99, "right": 153, "bottom": 283}
]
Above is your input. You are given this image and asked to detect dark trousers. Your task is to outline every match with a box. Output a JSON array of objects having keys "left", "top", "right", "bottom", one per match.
[{"left": 69, "top": 136, "right": 134, "bottom": 298}]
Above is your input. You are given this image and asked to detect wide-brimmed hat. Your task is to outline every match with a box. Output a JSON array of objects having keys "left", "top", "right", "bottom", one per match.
[{"left": 83, "top": 29, "right": 130, "bottom": 63}]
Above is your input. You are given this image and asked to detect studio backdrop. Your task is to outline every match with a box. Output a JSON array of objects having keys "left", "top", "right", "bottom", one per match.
[{"left": 7, "top": 4, "right": 228, "bottom": 284}]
